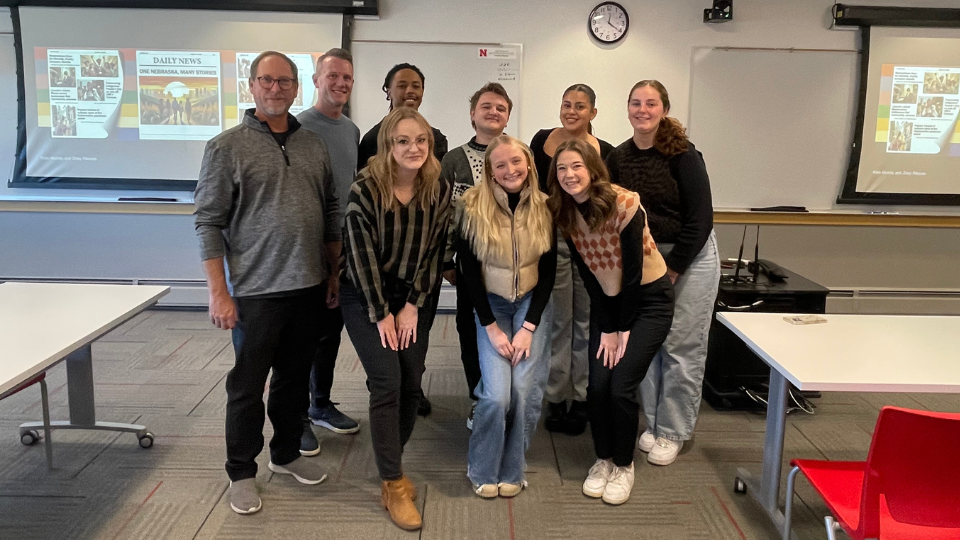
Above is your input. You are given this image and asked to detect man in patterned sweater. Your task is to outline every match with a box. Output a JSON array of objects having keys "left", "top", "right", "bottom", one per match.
[{"left": 440, "top": 82, "right": 513, "bottom": 430}]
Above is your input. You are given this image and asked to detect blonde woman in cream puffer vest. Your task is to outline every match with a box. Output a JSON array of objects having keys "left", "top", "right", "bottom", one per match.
[{"left": 455, "top": 135, "right": 557, "bottom": 499}]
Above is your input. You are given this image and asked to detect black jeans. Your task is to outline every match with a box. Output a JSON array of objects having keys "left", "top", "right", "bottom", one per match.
[
  {"left": 455, "top": 265, "right": 481, "bottom": 400},
  {"left": 225, "top": 286, "right": 323, "bottom": 481},
  {"left": 588, "top": 275, "right": 675, "bottom": 467},
  {"left": 308, "top": 297, "right": 344, "bottom": 416},
  {"left": 340, "top": 280, "right": 435, "bottom": 480}
]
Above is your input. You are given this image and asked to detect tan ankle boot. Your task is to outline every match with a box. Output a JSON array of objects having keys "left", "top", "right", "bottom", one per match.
[
  {"left": 381, "top": 479, "right": 422, "bottom": 530},
  {"left": 396, "top": 474, "right": 417, "bottom": 501}
]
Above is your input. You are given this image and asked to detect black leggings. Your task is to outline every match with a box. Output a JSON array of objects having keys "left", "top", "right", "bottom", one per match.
[{"left": 587, "top": 275, "right": 675, "bottom": 466}]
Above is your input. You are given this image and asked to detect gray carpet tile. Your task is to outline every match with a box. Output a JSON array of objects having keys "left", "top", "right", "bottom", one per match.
[{"left": 2, "top": 309, "right": 960, "bottom": 540}]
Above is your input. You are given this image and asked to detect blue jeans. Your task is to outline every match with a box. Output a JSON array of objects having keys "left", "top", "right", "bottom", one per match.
[
  {"left": 467, "top": 292, "right": 552, "bottom": 486},
  {"left": 641, "top": 230, "right": 721, "bottom": 441}
]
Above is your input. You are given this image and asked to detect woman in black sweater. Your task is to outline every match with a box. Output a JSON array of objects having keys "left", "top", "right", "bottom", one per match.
[
  {"left": 529, "top": 84, "right": 615, "bottom": 435},
  {"left": 605, "top": 80, "right": 721, "bottom": 468}
]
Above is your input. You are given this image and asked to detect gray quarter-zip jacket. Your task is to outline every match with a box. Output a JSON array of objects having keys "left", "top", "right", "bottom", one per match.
[{"left": 194, "top": 109, "right": 340, "bottom": 297}]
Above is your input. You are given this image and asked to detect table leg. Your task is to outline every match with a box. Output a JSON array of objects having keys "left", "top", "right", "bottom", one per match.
[
  {"left": 735, "top": 368, "right": 798, "bottom": 539},
  {"left": 66, "top": 344, "right": 97, "bottom": 426},
  {"left": 19, "top": 344, "right": 154, "bottom": 448}
]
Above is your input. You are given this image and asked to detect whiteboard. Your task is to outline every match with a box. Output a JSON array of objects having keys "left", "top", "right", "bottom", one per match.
[
  {"left": 688, "top": 47, "right": 860, "bottom": 211},
  {"left": 351, "top": 41, "right": 522, "bottom": 149}
]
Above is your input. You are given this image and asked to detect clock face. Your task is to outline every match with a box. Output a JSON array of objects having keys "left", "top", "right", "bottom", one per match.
[{"left": 590, "top": 2, "right": 629, "bottom": 44}]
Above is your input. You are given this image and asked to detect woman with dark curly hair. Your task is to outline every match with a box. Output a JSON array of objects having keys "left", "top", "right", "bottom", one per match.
[{"left": 605, "top": 80, "right": 720, "bottom": 467}]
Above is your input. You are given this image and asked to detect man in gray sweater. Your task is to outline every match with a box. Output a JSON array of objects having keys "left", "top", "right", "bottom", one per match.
[
  {"left": 296, "top": 49, "right": 361, "bottom": 445},
  {"left": 194, "top": 51, "right": 340, "bottom": 515}
]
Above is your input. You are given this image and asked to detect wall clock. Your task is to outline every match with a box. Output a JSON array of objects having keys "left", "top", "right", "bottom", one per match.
[{"left": 590, "top": 2, "right": 629, "bottom": 44}]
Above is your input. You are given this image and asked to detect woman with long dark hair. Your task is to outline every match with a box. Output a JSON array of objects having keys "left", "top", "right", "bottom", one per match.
[{"left": 547, "top": 138, "right": 674, "bottom": 505}]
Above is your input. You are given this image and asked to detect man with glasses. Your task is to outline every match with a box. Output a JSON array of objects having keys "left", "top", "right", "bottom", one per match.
[
  {"left": 195, "top": 50, "right": 339, "bottom": 515},
  {"left": 295, "top": 49, "right": 361, "bottom": 454}
]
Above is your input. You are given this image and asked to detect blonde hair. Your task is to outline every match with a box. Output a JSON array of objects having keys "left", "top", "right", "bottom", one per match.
[
  {"left": 366, "top": 107, "right": 441, "bottom": 210},
  {"left": 460, "top": 135, "right": 553, "bottom": 261}
]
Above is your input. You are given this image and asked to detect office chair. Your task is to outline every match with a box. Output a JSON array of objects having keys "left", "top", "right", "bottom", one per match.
[{"left": 783, "top": 406, "right": 960, "bottom": 540}]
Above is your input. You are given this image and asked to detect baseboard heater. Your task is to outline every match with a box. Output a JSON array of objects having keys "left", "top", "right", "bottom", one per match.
[{"left": 3, "top": 279, "right": 959, "bottom": 313}]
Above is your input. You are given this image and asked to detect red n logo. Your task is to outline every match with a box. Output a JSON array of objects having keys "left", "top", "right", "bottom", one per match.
[{"left": 479, "top": 49, "right": 487, "bottom": 57}]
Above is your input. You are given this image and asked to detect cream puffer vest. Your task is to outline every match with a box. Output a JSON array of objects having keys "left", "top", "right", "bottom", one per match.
[{"left": 466, "top": 184, "right": 552, "bottom": 302}]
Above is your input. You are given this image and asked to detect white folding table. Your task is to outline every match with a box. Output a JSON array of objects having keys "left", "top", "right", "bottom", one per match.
[
  {"left": 716, "top": 312, "right": 960, "bottom": 539},
  {"left": 0, "top": 283, "right": 170, "bottom": 457}
]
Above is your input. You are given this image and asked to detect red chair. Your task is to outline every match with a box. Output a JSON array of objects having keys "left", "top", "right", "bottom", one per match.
[
  {"left": 783, "top": 406, "right": 960, "bottom": 540},
  {"left": 0, "top": 373, "right": 53, "bottom": 469}
]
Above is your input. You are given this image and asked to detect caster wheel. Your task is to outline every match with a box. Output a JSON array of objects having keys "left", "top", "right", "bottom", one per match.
[
  {"left": 138, "top": 433, "right": 154, "bottom": 449},
  {"left": 20, "top": 430, "right": 40, "bottom": 446},
  {"left": 734, "top": 477, "right": 747, "bottom": 495}
]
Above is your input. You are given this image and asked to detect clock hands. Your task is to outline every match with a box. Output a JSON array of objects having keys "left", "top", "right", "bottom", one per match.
[{"left": 605, "top": 13, "right": 623, "bottom": 34}]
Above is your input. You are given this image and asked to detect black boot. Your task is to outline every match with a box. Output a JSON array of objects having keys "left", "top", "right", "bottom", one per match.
[
  {"left": 564, "top": 400, "right": 588, "bottom": 436},
  {"left": 544, "top": 401, "right": 567, "bottom": 433},
  {"left": 417, "top": 389, "right": 432, "bottom": 417}
]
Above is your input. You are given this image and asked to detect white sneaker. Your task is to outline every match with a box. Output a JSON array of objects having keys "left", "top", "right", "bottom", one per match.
[
  {"left": 647, "top": 437, "right": 683, "bottom": 466},
  {"left": 601, "top": 462, "right": 635, "bottom": 505},
  {"left": 637, "top": 430, "right": 656, "bottom": 453},
  {"left": 582, "top": 458, "right": 614, "bottom": 498}
]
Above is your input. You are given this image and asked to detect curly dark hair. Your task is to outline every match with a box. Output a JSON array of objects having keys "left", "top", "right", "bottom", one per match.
[{"left": 383, "top": 63, "right": 425, "bottom": 111}]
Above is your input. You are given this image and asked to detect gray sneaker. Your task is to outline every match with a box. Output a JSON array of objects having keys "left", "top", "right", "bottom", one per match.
[
  {"left": 268, "top": 457, "right": 328, "bottom": 485},
  {"left": 229, "top": 478, "right": 262, "bottom": 515}
]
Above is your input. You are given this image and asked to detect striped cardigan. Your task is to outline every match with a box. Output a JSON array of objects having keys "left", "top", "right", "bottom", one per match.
[{"left": 342, "top": 169, "right": 453, "bottom": 322}]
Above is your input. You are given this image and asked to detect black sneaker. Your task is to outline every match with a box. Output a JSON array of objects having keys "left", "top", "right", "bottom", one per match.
[
  {"left": 300, "top": 421, "right": 321, "bottom": 456},
  {"left": 466, "top": 401, "right": 477, "bottom": 431},
  {"left": 417, "top": 391, "right": 432, "bottom": 417},
  {"left": 564, "top": 400, "right": 588, "bottom": 436},
  {"left": 309, "top": 403, "right": 360, "bottom": 434},
  {"left": 544, "top": 401, "right": 567, "bottom": 433}
]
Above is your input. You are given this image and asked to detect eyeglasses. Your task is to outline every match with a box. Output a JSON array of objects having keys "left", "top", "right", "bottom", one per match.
[
  {"left": 393, "top": 136, "right": 429, "bottom": 149},
  {"left": 256, "top": 76, "right": 296, "bottom": 90}
]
